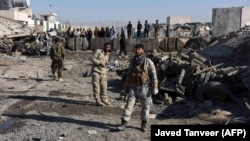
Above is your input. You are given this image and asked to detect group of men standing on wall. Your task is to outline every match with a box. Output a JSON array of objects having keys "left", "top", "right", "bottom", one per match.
[
  {"left": 64, "top": 19, "right": 161, "bottom": 60},
  {"left": 118, "top": 19, "right": 160, "bottom": 58},
  {"left": 66, "top": 26, "right": 117, "bottom": 50},
  {"left": 126, "top": 19, "right": 160, "bottom": 39}
]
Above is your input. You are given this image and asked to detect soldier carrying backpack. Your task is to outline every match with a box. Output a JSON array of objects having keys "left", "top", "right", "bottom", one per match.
[{"left": 50, "top": 37, "right": 65, "bottom": 82}]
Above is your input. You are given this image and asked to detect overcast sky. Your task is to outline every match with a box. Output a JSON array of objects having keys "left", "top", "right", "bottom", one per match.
[{"left": 30, "top": 0, "right": 250, "bottom": 26}]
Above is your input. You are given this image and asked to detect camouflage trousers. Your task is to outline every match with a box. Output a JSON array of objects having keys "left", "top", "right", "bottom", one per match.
[
  {"left": 121, "top": 84, "right": 152, "bottom": 122},
  {"left": 51, "top": 58, "right": 63, "bottom": 78},
  {"left": 92, "top": 72, "right": 108, "bottom": 100}
]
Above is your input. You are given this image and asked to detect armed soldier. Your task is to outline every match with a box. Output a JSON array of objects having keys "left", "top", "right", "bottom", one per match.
[
  {"left": 117, "top": 43, "right": 159, "bottom": 132},
  {"left": 91, "top": 42, "right": 112, "bottom": 106},
  {"left": 50, "top": 37, "right": 65, "bottom": 82}
]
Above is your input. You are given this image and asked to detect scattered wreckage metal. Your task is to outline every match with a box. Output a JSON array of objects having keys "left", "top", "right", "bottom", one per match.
[
  {"left": 150, "top": 50, "right": 249, "bottom": 104},
  {"left": 0, "top": 31, "right": 58, "bottom": 55},
  {"left": 0, "top": 16, "right": 60, "bottom": 55},
  {"left": 116, "top": 49, "right": 249, "bottom": 105}
]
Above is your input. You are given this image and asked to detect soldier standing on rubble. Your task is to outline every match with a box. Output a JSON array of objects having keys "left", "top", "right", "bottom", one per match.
[
  {"left": 50, "top": 37, "right": 65, "bottom": 82},
  {"left": 91, "top": 42, "right": 112, "bottom": 106},
  {"left": 117, "top": 43, "right": 159, "bottom": 132}
]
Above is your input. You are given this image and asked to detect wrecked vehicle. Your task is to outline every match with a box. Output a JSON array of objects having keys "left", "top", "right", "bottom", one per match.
[
  {"left": 0, "top": 15, "right": 62, "bottom": 56},
  {"left": 0, "top": 32, "right": 54, "bottom": 55}
]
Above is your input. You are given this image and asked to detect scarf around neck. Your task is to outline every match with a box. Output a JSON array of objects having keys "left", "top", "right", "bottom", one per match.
[{"left": 132, "top": 55, "right": 146, "bottom": 66}]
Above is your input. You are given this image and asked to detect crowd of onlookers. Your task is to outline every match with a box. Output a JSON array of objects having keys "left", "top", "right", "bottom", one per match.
[
  {"left": 65, "top": 19, "right": 163, "bottom": 40},
  {"left": 61, "top": 19, "right": 164, "bottom": 51}
]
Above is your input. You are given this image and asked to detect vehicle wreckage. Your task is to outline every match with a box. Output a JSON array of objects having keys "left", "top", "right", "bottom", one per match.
[
  {"left": 116, "top": 29, "right": 250, "bottom": 108},
  {"left": 0, "top": 16, "right": 58, "bottom": 55},
  {"left": 0, "top": 32, "right": 56, "bottom": 55}
]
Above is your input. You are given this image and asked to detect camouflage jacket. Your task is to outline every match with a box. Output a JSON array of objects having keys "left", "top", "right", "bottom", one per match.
[
  {"left": 50, "top": 43, "right": 65, "bottom": 60},
  {"left": 91, "top": 49, "right": 110, "bottom": 74}
]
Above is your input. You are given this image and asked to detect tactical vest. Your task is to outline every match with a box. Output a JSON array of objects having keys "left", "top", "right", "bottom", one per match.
[{"left": 130, "top": 58, "right": 149, "bottom": 85}]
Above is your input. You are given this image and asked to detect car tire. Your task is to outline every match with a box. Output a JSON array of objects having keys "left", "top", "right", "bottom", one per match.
[{"left": 196, "top": 81, "right": 232, "bottom": 104}]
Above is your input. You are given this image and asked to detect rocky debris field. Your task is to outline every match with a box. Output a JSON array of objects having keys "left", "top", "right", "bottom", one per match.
[{"left": 0, "top": 50, "right": 250, "bottom": 141}]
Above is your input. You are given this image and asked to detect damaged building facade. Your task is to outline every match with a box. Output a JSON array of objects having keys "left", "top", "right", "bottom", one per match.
[{"left": 0, "top": 0, "right": 68, "bottom": 36}]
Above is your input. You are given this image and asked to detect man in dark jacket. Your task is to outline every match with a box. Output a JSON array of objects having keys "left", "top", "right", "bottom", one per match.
[
  {"left": 117, "top": 44, "right": 159, "bottom": 132},
  {"left": 137, "top": 21, "right": 142, "bottom": 38},
  {"left": 119, "top": 27, "right": 127, "bottom": 58},
  {"left": 126, "top": 21, "right": 133, "bottom": 39}
]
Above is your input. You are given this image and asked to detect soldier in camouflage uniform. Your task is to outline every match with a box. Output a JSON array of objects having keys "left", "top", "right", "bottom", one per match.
[
  {"left": 50, "top": 37, "right": 65, "bottom": 82},
  {"left": 117, "top": 43, "right": 159, "bottom": 132},
  {"left": 91, "top": 42, "right": 112, "bottom": 106}
]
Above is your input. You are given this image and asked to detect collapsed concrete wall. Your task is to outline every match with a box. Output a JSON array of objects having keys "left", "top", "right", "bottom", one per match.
[{"left": 0, "top": 16, "right": 31, "bottom": 38}]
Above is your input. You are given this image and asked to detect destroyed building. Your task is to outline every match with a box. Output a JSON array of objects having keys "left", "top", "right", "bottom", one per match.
[{"left": 0, "top": 0, "right": 32, "bottom": 22}]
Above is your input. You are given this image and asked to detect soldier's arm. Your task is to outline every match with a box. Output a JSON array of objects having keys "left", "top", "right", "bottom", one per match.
[
  {"left": 123, "top": 59, "right": 133, "bottom": 91},
  {"left": 61, "top": 44, "right": 65, "bottom": 59},
  {"left": 147, "top": 58, "right": 158, "bottom": 84},
  {"left": 50, "top": 46, "right": 54, "bottom": 59},
  {"left": 91, "top": 49, "right": 102, "bottom": 65}
]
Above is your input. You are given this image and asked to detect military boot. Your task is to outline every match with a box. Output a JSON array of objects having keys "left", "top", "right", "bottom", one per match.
[
  {"left": 95, "top": 100, "right": 105, "bottom": 106},
  {"left": 94, "top": 96, "right": 105, "bottom": 106},
  {"left": 117, "top": 119, "right": 127, "bottom": 131},
  {"left": 141, "top": 120, "right": 147, "bottom": 132},
  {"left": 101, "top": 97, "right": 110, "bottom": 105}
]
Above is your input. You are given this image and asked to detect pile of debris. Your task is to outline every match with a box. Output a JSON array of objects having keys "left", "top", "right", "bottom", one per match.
[
  {"left": 152, "top": 30, "right": 250, "bottom": 106},
  {"left": 116, "top": 30, "right": 250, "bottom": 108},
  {"left": 0, "top": 16, "right": 61, "bottom": 55}
]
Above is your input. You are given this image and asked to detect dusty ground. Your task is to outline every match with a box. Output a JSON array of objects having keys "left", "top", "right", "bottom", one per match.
[{"left": 0, "top": 50, "right": 250, "bottom": 141}]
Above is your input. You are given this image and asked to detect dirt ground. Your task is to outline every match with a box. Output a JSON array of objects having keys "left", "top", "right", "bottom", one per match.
[{"left": 0, "top": 50, "right": 250, "bottom": 141}]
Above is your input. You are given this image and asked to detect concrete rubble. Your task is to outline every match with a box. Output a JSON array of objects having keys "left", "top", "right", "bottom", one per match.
[{"left": 116, "top": 28, "right": 250, "bottom": 111}]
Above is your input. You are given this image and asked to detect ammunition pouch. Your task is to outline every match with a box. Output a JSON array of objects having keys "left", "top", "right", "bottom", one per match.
[{"left": 130, "top": 72, "right": 149, "bottom": 85}]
